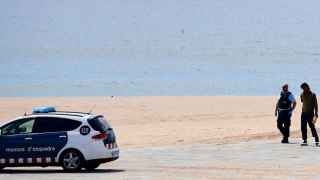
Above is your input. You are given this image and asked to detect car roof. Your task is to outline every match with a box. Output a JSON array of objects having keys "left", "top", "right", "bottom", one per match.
[
  {"left": 17, "top": 112, "right": 100, "bottom": 122},
  {"left": 0, "top": 112, "right": 104, "bottom": 127}
]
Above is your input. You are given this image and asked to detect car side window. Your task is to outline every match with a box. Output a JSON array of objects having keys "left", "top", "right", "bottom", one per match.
[
  {"left": 33, "top": 117, "right": 82, "bottom": 133},
  {"left": 1, "top": 118, "right": 35, "bottom": 135}
]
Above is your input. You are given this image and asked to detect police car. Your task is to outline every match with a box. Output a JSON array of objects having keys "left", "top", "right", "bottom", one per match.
[{"left": 0, "top": 107, "right": 119, "bottom": 171}]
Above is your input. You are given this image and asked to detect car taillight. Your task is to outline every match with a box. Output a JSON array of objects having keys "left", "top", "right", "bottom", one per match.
[{"left": 92, "top": 132, "right": 107, "bottom": 140}]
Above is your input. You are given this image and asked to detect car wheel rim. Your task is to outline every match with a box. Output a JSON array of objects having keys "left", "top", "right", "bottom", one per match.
[{"left": 63, "top": 152, "right": 80, "bottom": 170}]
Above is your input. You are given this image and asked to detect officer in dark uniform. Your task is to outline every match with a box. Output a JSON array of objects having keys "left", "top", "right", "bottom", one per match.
[{"left": 275, "top": 84, "right": 296, "bottom": 143}]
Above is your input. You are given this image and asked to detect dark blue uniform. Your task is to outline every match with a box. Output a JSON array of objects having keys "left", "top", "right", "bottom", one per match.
[{"left": 277, "top": 91, "right": 294, "bottom": 142}]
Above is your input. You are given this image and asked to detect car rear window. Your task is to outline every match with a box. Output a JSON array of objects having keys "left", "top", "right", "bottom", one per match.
[{"left": 87, "top": 116, "right": 110, "bottom": 132}]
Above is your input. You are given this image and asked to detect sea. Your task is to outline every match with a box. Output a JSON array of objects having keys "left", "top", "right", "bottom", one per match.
[{"left": 1, "top": 0, "right": 320, "bottom": 96}]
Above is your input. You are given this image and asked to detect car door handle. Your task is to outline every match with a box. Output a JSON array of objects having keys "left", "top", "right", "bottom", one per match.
[
  {"left": 59, "top": 135, "right": 67, "bottom": 138},
  {"left": 24, "top": 137, "right": 32, "bottom": 141}
]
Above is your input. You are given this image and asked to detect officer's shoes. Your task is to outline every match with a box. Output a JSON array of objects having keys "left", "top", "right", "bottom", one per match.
[
  {"left": 315, "top": 138, "right": 319, "bottom": 146},
  {"left": 301, "top": 140, "right": 308, "bottom": 146},
  {"left": 281, "top": 138, "right": 289, "bottom": 144}
]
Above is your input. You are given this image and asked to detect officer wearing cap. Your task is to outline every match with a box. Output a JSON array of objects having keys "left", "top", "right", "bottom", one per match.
[{"left": 275, "top": 84, "right": 296, "bottom": 143}]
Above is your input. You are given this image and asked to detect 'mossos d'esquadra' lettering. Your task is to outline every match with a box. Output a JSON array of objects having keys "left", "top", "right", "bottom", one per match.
[
  {"left": 30, "top": 147, "right": 56, "bottom": 152},
  {"left": 5, "top": 147, "right": 56, "bottom": 153},
  {"left": 5, "top": 148, "right": 25, "bottom": 152}
]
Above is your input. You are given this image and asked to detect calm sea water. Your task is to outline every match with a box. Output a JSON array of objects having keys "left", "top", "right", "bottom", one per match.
[{"left": 1, "top": 0, "right": 320, "bottom": 96}]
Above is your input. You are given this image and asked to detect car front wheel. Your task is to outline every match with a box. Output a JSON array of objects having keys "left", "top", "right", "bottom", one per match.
[{"left": 61, "top": 150, "right": 83, "bottom": 172}]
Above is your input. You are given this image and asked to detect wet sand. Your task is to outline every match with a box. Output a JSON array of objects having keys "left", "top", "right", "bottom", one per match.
[{"left": 1, "top": 139, "right": 320, "bottom": 179}]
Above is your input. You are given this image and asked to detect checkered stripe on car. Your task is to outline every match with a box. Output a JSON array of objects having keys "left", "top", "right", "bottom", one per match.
[{"left": 0, "top": 157, "right": 57, "bottom": 164}]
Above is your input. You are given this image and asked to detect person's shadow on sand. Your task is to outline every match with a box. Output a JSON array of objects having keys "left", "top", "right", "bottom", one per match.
[{"left": 0, "top": 169, "right": 125, "bottom": 174}]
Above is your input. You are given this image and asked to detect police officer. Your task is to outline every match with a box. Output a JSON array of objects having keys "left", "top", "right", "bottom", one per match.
[
  {"left": 300, "top": 82, "right": 319, "bottom": 146},
  {"left": 275, "top": 84, "right": 296, "bottom": 143}
]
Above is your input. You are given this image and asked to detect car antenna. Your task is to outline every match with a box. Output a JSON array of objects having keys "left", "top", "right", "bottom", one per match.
[{"left": 88, "top": 104, "right": 96, "bottom": 114}]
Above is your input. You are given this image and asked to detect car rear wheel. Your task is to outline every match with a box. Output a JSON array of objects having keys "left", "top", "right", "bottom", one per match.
[
  {"left": 84, "top": 162, "right": 100, "bottom": 171},
  {"left": 61, "top": 150, "right": 83, "bottom": 172}
]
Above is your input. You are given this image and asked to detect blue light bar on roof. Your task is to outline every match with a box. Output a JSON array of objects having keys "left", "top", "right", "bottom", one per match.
[{"left": 32, "top": 107, "right": 56, "bottom": 113}]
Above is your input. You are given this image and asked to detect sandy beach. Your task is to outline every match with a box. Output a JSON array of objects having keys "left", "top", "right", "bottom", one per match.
[
  {"left": 0, "top": 96, "right": 305, "bottom": 148},
  {"left": 1, "top": 96, "right": 320, "bottom": 179}
]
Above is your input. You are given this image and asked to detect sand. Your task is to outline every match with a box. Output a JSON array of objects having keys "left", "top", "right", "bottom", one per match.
[
  {"left": 2, "top": 96, "right": 320, "bottom": 179},
  {"left": 0, "top": 96, "right": 306, "bottom": 148},
  {"left": 3, "top": 139, "right": 320, "bottom": 180}
]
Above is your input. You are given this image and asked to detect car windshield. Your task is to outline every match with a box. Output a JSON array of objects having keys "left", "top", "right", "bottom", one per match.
[{"left": 87, "top": 116, "right": 110, "bottom": 132}]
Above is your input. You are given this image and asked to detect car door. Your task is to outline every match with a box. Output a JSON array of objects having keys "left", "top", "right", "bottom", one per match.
[
  {"left": 30, "top": 117, "right": 74, "bottom": 163},
  {"left": 0, "top": 118, "right": 36, "bottom": 164}
]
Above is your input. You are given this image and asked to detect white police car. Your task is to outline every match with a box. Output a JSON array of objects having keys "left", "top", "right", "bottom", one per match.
[{"left": 0, "top": 107, "right": 119, "bottom": 171}]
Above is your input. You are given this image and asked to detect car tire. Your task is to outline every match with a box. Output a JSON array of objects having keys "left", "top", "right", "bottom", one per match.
[
  {"left": 84, "top": 162, "right": 100, "bottom": 171},
  {"left": 60, "top": 149, "right": 84, "bottom": 172}
]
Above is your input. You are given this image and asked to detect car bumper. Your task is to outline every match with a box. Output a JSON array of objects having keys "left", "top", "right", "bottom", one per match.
[{"left": 86, "top": 156, "right": 119, "bottom": 164}]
